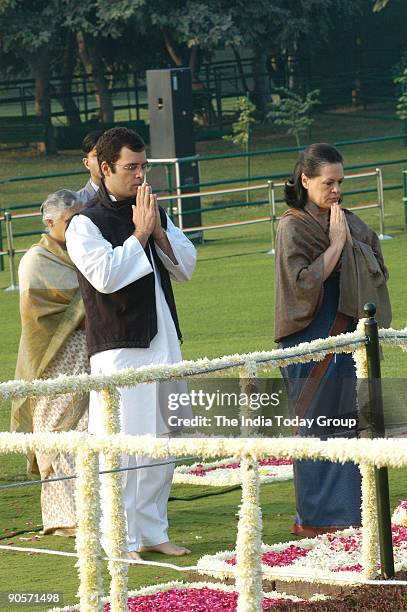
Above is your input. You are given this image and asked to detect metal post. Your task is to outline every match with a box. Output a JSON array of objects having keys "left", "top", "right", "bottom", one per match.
[
  {"left": 0, "top": 215, "right": 4, "bottom": 272},
  {"left": 364, "top": 302, "right": 395, "bottom": 580},
  {"left": 21, "top": 86, "right": 27, "bottom": 118},
  {"left": 376, "top": 168, "right": 391, "bottom": 240},
  {"left": 246, "top": 91, "right": 251, "bottom": 204},
  {"left": 174, "top": 160, "right": 183, "bottom": 229},
  {"left": 4, "top": 211, "right": 18, "bottom": 291},
  {"left": 165, "top": 163, "right": 174, "bottom": 221},
  {"left": 266, "top": 181, "right": 276, "bottom": 255},
  {"left": 403, "top": 170, "right": 407, "bottom": 231},
  {"left": 214, "top": 71, "right": 223, "bottom": 131},
  {"left": 126, "top": 73, "right": 131, "bottom": 120}
]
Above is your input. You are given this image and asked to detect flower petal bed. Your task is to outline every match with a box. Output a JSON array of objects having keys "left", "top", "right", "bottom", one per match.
[
  {"left": 173, "top": 457, "right": 293, "bottom": 486},
  {"left": 197, "top": 526, "right": 407, "bottom": 585},
  {"left": 226, "top": 544, "right": 310, "bottom": 567},
  {"left": 392, "top": 499, "right": 407, "bottom": 526},
  {"left": 50, "top": 581, "right": 323, "bottom": 611}
]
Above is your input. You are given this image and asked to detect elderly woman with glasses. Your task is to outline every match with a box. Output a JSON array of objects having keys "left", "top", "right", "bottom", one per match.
[{"left": 11, "top": 189, "right": 89, "bottom": 537}]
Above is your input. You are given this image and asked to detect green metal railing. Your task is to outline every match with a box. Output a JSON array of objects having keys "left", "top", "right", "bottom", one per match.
[
  {"left": 1, "top": 133, "right": 406, "bottom": 282},
  {"left": 1, "top": 167, "right": 389, "bottom": 286},
  {"left": 1, "top": 132, "right": 406, "bottom": 214},
  {"left": 178, "top": 134, "right": 407, "bottom": 165},
  {"left": 403, "top": 170, "right": 407, "bottom": 230}
]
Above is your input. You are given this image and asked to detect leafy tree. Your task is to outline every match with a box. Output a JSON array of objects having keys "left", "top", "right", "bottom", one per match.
[
  {"left": 267, "top": 87, "right": 320, "bottom": 146},
  {"left": 0, "top": 0, "right": 63, "bottom": 151},
  {"left": 228, "top": 1, "right": 364, "bottom": 114},
  {"left": 229, "top": 1, "right": 294, "bottom": 113},
  {"left": 50, "top": 31, "right": 82, "bottom": 127},
  {"left": 373, "top": 0, "right": 391, "bottom": 11},
  {"left": 224, "top": 95, "right": 256, "bottom": 201},
  {"left": 63, "top": 0, "right": 146, "bottom": 122},
  {"left": 394, "top": 69, "right": 407, "bottom": 121},
  {"left": 148, "top": 0, "right": 240, "bottom": 76},
  {"left": 224, "top": 96, "right": 256, "bottom": 149}
]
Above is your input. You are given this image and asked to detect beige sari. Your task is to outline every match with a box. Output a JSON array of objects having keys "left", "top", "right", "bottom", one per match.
[{"left": 11, "top": 234, "right": 89, "bottom": 533}]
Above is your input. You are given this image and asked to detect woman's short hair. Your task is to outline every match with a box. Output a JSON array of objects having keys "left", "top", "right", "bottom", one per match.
[
  {"left": 284, "top": 143, "right": 343, "bottom": 209},
  {"left": 41, "top": 189, "right": 83, "bottom": 225}
]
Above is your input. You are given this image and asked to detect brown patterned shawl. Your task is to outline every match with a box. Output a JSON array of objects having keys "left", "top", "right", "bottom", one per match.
[{"left": 274, "top": 207, "right": 392, "bottom": 342}]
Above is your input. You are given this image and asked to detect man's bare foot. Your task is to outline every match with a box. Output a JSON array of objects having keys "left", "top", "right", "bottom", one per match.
[
  {"left": 138, "top": 541, "right": 191, "bottom": 556},
  {"left": 126, "top": 551, "right": 142, "bottom": 561}
]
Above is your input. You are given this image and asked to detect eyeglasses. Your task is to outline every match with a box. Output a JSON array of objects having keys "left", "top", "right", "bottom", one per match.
[{"left": 111, "top": 162, "right": 152, "bottom": 173}]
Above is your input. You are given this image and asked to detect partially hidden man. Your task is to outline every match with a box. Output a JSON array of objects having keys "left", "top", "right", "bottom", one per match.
[{"left": 66, "top": 127, "right": 197, "bottom": 559}]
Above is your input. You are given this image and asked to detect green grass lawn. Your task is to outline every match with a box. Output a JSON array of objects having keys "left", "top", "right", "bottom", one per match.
[{"left": 1, "top": 111, "right": 407, "bottom": 610}]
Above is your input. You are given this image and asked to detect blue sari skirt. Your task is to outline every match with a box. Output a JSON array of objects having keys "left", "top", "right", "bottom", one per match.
[{"left": 280, "top": 274, "right": 361, "bottom": 529}]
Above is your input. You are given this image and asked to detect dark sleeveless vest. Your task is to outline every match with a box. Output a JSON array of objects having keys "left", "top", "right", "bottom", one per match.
[{"left": 73, "top": 180, "right": 181, "bottom": 356}]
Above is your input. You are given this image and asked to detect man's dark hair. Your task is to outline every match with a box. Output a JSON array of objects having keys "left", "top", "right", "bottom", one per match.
[
  {"left": 82, "top": 130, "right": 105, "bottom": 155},
  {"left": 96, "top": 127, "right": 145, "bottom": 172},
  {"left": 284, "top": 143, "right": 343, "bottom": 209}
]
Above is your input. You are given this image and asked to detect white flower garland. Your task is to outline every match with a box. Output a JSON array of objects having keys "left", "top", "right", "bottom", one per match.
[
  {"left": 379, "top": 326, "right": 407, "bottom": 352},
  {"left": 235, "top": 459, "right": 263, "bottom": 612},
  {"left": 74, "top": 445, "right": 103, "bottom": 612},
  {"left": 2, "top": 324, "right": 406, "bottom": 405},
  {"left": 352, "top": 318, "right": 369, "bottom": 378},
  {"left": 239, "top": 361, "right": 259, "bottom": 438},
  {"left": 2, "top": 327, "right": 383, "bottom": 401},
  {"left": 2, "top": 432, "right": 407, "bottom": 468},
  {"left": 392, "top": 500, "right": 407, "bottom": 526},
  {"left": 100, "top": 387, "right": 128, "bottom": 612},
  {"left": 360, "top": 463, "right": 379, "bottom": 579}
]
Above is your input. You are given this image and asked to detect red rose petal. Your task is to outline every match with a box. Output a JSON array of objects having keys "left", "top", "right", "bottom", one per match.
[
  {"left": 226, "top": 544, "right": 309, "bottom": 567},
  {"left": 101, "top": 587, "right": 295, "bottom": 611}
]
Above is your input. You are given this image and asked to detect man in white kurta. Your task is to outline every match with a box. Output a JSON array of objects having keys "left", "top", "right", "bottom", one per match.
[{"left": 66, "top": 127, "right": 196, "bottom": 558}]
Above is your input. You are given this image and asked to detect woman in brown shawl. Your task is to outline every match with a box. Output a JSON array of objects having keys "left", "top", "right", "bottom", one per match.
[
  {"left": 11, "top": 190, "right": 89, "bottom": 537},
  {"left": 275, "top": 143, "right": 391, "bottom": 537}
]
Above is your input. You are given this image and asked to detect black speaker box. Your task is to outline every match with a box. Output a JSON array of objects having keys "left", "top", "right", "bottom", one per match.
[{"left": 147, "top": 68, "right": 202, "bottom": 231}]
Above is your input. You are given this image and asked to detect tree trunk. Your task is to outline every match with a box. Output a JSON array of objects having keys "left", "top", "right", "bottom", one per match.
[
  {"left": 188, "top": 46, "right": 199, "bottom": 77},
  {"left": 52, "top": 31, "right": 81, "bottom": 127},
  {"left": 76, "top": 31, "right": 114, "bottom": 123},
  {"left": 231, "top": 45, "right": 250, "bottom": 94},
  {"left": 251, "top": 49, "right": 270, "bottom": 116},
  {"left": 162, "top": 28, "right": 183, "bottom": 66},
  {"left": 286, "top": 41, "right": 299, "bottom": 91},
  {"left": 28, "top": 51, "right": 57, "bottom": 154}
]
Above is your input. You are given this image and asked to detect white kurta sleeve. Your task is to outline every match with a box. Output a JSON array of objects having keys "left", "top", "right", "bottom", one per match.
[
  {"left": 154, "top": 215, "right": 197, "bottom": 281},
  {"left": 65, "top": 215, "right": 153, "bottom": 294}
]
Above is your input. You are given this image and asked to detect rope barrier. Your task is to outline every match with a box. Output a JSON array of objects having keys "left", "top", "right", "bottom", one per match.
[
  {"left": 0, "top": 545, "right": 198, "bottom": 572},
  {"left": 0, "top": 456, "right": 199, "bottom": 490},
  {"left": 1, "top": 545, "right": 406, "bottom": 586}
]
